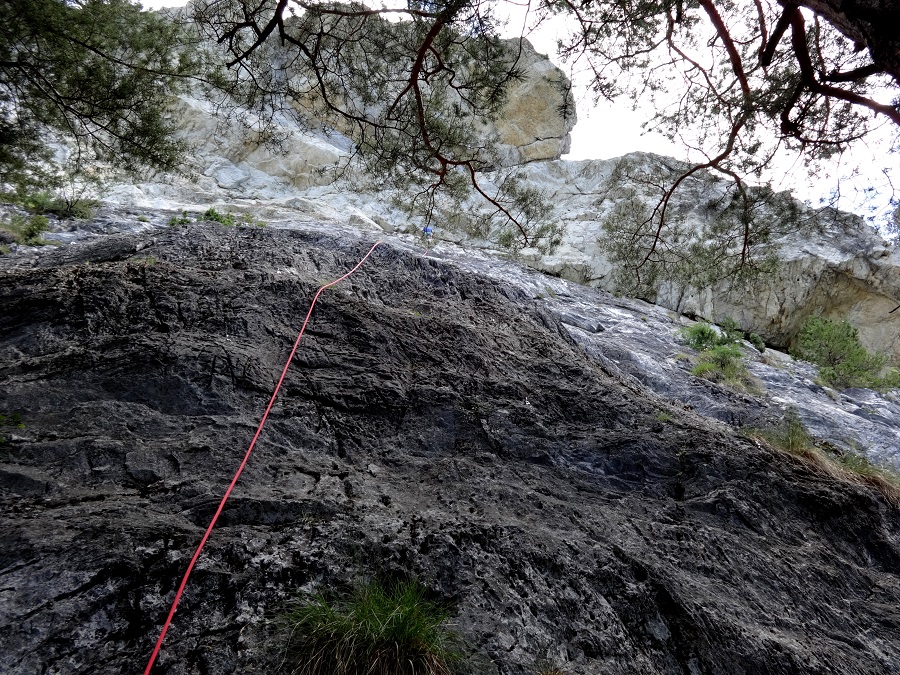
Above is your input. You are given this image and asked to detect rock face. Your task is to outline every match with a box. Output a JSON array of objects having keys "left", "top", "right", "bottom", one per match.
[
  {"left": 168, "top": 95, "right": 353, "bottom": 192},
  {"left": 91, "top": 20, "right": 891, "bottom": 364},
  {"left": 475, "top": 154, "right": 900, "bottom": 362},
  {"left": 106, "top": 108, "right": 900, "bottom": 364},
  {"left": 2, "top": 218, "right": 900, "bottom": 675},
  {"left": 489, "top": 40, "right": 576, "bottom": 166},
  {"left": 150, "top": 36, "right": 574, "bottom": 199}
]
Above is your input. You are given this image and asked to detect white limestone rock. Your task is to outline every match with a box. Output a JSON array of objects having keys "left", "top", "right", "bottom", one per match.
[
  {"left": 94, "top": 28, "right": 895, "bottom": 366},
  {"left": 490, "top": 40, "right": 577, "bottom": 166},
  {"left": 471, "top": 153, "right": 900, "bottom": 362}
]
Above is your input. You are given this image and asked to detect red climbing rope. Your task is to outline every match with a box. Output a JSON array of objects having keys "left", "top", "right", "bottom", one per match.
[{"left": 142, "top": 240, "right": 382, "bottom": 675}]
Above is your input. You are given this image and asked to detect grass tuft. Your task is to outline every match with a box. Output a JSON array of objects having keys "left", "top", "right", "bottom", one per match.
[
  {"left": 691, "top": 344, "right": 758, "bottom": 392},
  {"left": 282, "top": 579, "right": 461, "bottom": 675},
  {"left": 1, "top": 213, "right": 51, "bottom": 245},
  {"left": 168, "top": 210, "right": 193, "bottom": 226},
  {"left": 535, "top": 661, "right": 566, "bottom": 675},
  {"left": 748, "top": 411, "right": 900, "bottom": 506},
  {"left": 202, "top": 207, "right": 265, "bottom": 227},
  {"left": 680, "top": 322, "right": 721, "bottom": 351}
]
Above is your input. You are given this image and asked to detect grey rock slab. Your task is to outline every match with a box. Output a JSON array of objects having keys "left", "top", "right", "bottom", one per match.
[{"left": 2, "top": 220, "right": 900, "bottom": 675}]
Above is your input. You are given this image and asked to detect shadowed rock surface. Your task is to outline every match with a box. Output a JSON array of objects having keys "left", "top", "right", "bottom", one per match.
[{"left": 2, "top": 222, "right": 900, "bottom": 674}]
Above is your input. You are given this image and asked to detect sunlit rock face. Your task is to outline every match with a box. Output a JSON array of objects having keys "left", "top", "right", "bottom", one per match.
[
  {"left": 169, "top": 95, "right": 352, "bottom": 192},
  {"left": 490, "top": 39, "right": 577, "bottom": 166},
  {"left": 154, "top": 32, "right": 574, "bottom": 198}
]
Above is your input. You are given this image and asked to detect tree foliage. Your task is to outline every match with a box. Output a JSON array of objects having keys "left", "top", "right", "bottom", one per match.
[
  {"left": 552, "top": 0, "right": 900, "bottom": 281},
  {"left": 0, "top": 0, "right": 197, "bottom": 186},
  {"left": 596, "top": 154, "right": 801, "bottom": 295},
  {"left": 793, "top": 316, "right": 899, "bottom": 390},
  {"left": 554, "top": 0, "right": 899, "bottom": 157}
]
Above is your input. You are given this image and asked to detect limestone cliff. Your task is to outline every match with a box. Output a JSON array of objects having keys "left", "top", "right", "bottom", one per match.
[
  {"left": 105, "top": 98, "right": 899, "bottom": 364},
  {"left": 494, "top": 155, "right": 900, "bottom": 363},
  {"left": 148, "top": 34, "right": 574, "bottom": 198}
]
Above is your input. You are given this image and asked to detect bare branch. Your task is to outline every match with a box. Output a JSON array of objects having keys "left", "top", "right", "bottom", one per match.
[
  {"left": 752, "top": 0, "right": 768, "bottom": 60},
  {"left": 697, "top": 0, "right": 750, "bottom": 99},
  {"left": 824, "top": 63, "right": 883, "bottom": 82}
]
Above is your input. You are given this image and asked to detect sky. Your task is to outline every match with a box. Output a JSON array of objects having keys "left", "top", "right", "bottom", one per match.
[{"left": 141, "top": 0, "right": 897, "bottom": 229}]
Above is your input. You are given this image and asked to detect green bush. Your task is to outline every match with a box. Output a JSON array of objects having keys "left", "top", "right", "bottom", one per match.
[
  {"left": 7, "top": 189, "right": 97, "bottom": 219},
  {"left": 1, "top": 213, "right": 50, "bottom": 245},
  {"left": 59, "top": 198, "right": 97, "bottom": 219},
  {"left": 168, "top": 210, "right": 193, "bottom": 226},
  {"left": 793, "top": 317, "right": 898, "bottom": 390},
  {"left": 282, "top": 579, "right": 461, "bottom": 675},
  {"left": 718, "top": 317, "right": 744, "bottom": 344},
  {"left": 201, "top": 208, "right": 265, "bottom": 227},
  {"left": 680, "top": 322, "right": 722, "bottom": 351},
  {"left": 747, "top": 332, "right": 766, "bottom": 353},
  {"left": 680, "top": 318, "right": 747, "bottom": 352},
  {"left": 681, "top": 320, "right": 762, "bottom": 392},
  {"left": 691, "top": 344, "right": 760, "bottom": 392},
  {"left": 22, "top": 214, "right": 48, "bottom": 242},
  {"left": 17, "top": 190, "right": 56, "bottom": 214},
  {"left": 202, "top": 207, "right": 235, "bottom": 226}
]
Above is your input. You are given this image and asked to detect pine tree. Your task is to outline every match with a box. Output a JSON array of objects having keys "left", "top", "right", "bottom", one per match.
[{"left": 0, "top": 0, "right": 197, "bottom": 186}]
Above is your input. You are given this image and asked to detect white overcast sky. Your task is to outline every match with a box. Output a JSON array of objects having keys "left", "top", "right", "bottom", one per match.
[{"left": 142, "top": 0, "right": 897, "bottom": 227}]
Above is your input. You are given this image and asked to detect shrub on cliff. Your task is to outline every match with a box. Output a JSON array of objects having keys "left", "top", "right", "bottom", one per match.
[
  {"left": 282, "top": 579, "right": 461, "bottom": 675},
  {"left": 749, "top": 410, "right": 900, "bottom": 505},
  {"left": 680, "top": 318, "right": 745, "bottom": 352},
  {"left": 691, "top": 344, "right": 757, "bottom": 392},
  {"left": 793, "top": 318, "right": 900, "bottom": 390},
  {"left": 682, "top": 320, "right": 760, "bottom": 392},
  {"left": 0, "top": 213, "right": 50, "bottom": 246},
  {"left": 680, "top": 322, "right": 722, "bottom": 351}
]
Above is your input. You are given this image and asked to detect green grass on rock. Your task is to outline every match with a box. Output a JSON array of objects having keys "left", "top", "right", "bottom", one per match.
[{"left": 282, "top": 579, "right": 462, "bottom": 675}]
